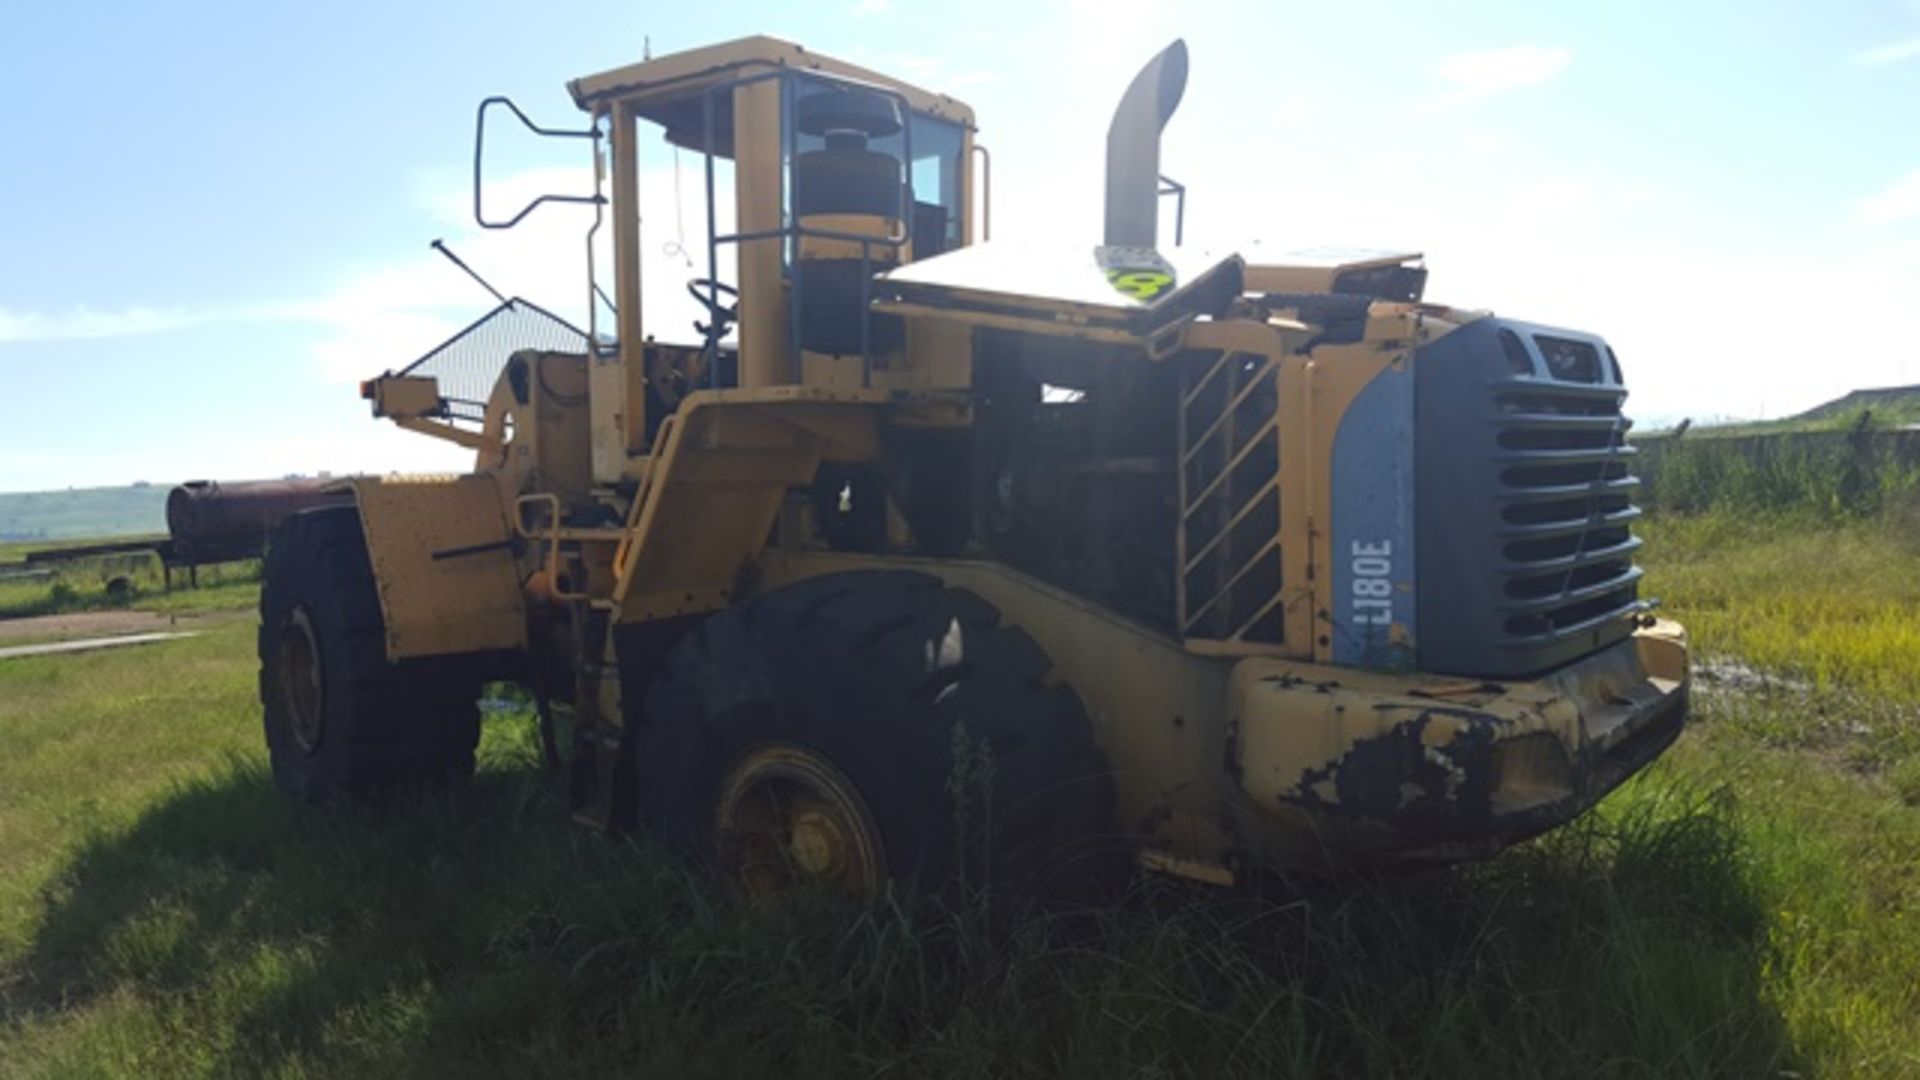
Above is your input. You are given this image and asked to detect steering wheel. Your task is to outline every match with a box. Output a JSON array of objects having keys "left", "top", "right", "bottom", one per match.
[{"left": 686, "top": 278, "right": 739, "bottom": 341}]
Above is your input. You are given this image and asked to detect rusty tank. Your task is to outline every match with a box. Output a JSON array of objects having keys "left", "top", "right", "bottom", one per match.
[{"left": 166, "top": 479, "right": 352, "bottom": 564}]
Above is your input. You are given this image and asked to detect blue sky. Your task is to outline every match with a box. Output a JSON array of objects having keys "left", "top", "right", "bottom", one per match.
[{"left": 3, "top": 0, "right": 1918, "bottom": 491}]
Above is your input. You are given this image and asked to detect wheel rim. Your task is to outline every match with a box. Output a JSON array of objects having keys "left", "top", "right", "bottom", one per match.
[
  {"left": 279, "top": 606, "right": 324, "bottom": 755},
  {"left": 715, "top": 745, "right": 885, "bottom": 900}
]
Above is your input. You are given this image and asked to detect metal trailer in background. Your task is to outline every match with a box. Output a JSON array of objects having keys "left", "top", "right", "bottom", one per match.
[
  {"left": 15, "top": 478, "right": 352, "bottom": 588},
  {"left": 164, "top": 479, "right": 354, "bottom": 574}
]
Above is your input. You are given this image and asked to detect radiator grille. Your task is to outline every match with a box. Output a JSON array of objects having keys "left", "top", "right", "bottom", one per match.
[
  {"left": 1415, "top": 318, "right": 1646, "bottom": 678},
  {"left": 1487, "top": 380, "right": 1643, "bottom": 643}
]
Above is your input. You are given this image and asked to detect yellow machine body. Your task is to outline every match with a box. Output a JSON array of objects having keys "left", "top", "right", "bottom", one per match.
[{"left": 330, "top": 35, "right": 1688, "bottom": 883}]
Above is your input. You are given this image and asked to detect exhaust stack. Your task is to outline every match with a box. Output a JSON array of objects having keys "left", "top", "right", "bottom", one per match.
[{"left": 1104, "top": 39, "right": 1189, "bottom": 249}]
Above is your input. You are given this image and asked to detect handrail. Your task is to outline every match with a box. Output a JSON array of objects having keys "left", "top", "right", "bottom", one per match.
[{"left": 473, "top": 96, "right": 606, "bottom": 229}]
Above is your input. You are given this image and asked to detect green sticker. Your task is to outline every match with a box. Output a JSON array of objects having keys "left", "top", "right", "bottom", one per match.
[
  {"left": 1105, "top": 269, "right": 1174, "bottom": 300},
  {"left": 1094, "top": 245, "right": 1178, "bottom": 303}
]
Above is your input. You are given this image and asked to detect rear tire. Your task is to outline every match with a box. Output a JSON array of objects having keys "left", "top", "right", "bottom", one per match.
[
  {"left": 636, "top": 570, "right": 1116, "bottom": 902},
  {"left": 258, "top": 506, "right": 482, "bottom": 804}
]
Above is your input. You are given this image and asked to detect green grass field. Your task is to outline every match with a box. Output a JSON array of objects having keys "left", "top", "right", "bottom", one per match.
[
  {"left": 2, "top": 515, "right": 1917, "bottom": 1077},
  {"left": 0, "top": 552, "right": 259, "bottom": 622}
]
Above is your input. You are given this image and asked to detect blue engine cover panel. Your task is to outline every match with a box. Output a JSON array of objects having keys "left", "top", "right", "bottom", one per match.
[{"left": 1329, "top": 358, "right": 1417, "bottom": 670}]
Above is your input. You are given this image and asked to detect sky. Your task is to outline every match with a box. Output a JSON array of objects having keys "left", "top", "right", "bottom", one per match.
[{"left": 2, "top": 0, "right": 1918, "bottom": 491}]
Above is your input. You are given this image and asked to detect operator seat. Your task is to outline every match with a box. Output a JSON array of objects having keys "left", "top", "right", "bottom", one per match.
[{"left": 791, "top": 89, "right": 908, "bottom": 356}]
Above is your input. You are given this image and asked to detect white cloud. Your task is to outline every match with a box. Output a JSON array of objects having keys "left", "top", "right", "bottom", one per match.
[
  {"left": 0, "top": 304, "right": 234, "bottom": 344},
  {"left": 1851, "top": 168, "right": 1920, "bottom": 228},
  {"left": 840, "top": 47, "right": 997, "bottom": 95},
  {"left": 1063, "top": 0, "right": 1181, "bottom": 86},
  {"left": 307, "top": 308, "right": 470, "bottom": 384},
  {"left": 850, "top": 0, "right": 892, "bottom": 14},
  {"left": 299, "top": 154, "right": 749, "bottom": 393},
  {"left": 1177, "top": 119, "right": 1920, "bottom": 425},
  {"left": 866, "top": 51, "right": 941, "bottom": 85},
  {"left": 1419, "top": 44, "right": 1572, "bottom": 113},
  {"left": 1864, "top": 234, "right": 1920, "bottom": 269},
  {"left": 1850, "top": 38, "right": 1920, "bottom": 67},
  {"left": 0, "top": 152, "right": 753, "bottom": 489},
  {"left": 0, "top": 422, "right": 474, "bottom": 493},
  {"left": 0, "top": 160, "right": 728, "bottom": 381}
]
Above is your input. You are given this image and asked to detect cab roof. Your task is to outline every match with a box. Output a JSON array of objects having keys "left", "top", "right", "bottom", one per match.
[{"left": 568, "top": 35, "right": 975, "bottom": 131}]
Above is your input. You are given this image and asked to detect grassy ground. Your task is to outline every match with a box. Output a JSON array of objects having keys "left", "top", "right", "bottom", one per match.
[
  {"left": 1639, "top": 514, "right": 1920, "bottom": 697},
  {"left": 1637, "top": 513, "right": 1920, "bottom": 1074},
  {"left": 1, "top": 516, "right": 1916, "bottom": 1077},
  {"left": 0, "top": 554, "right": 258, "bottom": 622}
]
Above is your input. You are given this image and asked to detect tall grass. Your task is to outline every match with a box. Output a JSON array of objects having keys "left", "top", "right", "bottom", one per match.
[
  {"left": 1636, "top": 513, "right": 1920, "bottom": 705},
  {"left": 9, "top": 617, "right": 1919, "bottom": 1076},
  {"left": 1626, "top": 503, "right": 1920, "bottom": 1072},
  {"left": 1636, "top": 428, "right": 1920, "bottom": 517},
  {"left": 0, "top": 553, "right": 258, "bottom": 620},
  {"left": 0, "top": 626, "right": 1793, "bottom": 1077}
]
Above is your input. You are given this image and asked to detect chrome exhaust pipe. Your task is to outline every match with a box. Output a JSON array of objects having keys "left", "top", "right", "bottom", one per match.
[{"left": 1103, "top": 39, "right": 1188, "bottom": 249}]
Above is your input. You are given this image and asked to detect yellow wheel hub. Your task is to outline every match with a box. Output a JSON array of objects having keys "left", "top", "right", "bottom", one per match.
[{"left": 715, "top": 745, "right": 884, "bottom": 900}]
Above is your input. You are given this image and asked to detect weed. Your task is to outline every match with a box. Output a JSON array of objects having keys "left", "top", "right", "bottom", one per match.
[
  {"left": 0, "top": 674, "right": 1798, "bottom": 1078},
  {"left": 1638, "top": 514, "right": 1920, "bottom": 704},
  {"left": 0, "top": 554, "right": 258, "bottom": 620},
  {"left": 1891, "top": 758, "right": 1920, "bottom": 808},
  {"left": 1637, "top": 429, "right": 1920, "bottom": 518}
]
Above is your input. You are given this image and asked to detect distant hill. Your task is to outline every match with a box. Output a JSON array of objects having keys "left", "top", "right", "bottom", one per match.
[
  {"left": 1637, "top": 384, "right": 1920, "bottom": 440},
  {"left": 0, "top": 484, "right": 171, "bottom": 542},
  {"left": 1790, "top": 385, "right": 1920, "bottom": 427}
]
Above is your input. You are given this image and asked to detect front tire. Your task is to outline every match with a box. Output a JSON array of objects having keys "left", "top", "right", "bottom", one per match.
[
  {"left": 258, "top": 506, "right": 481, "bottom": 804},
  {"left": 636, "top": 570, "right": 1116, "bottom": 902}
]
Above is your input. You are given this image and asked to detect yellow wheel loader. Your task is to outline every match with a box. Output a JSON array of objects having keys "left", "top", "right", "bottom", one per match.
[{"left": 258, "top": 36, "right": 1689, "bottom": 897}]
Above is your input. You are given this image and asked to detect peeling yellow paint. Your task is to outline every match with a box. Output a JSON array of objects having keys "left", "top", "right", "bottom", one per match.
[{"left": 1419, "top": 714, "right": 1468, "bottom": 748}]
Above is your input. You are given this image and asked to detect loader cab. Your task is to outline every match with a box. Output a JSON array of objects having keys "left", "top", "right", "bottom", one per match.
[{"left": 566, "top": 37, "right": 977, "bottom": 480}]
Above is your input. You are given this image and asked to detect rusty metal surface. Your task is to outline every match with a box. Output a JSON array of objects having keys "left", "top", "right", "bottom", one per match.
[
  {"left": 166, "top": 479, "right": 353, "bottom": 564},
  {"left": 1230, "top": 620, "right": 1689, "bottom": 862}
]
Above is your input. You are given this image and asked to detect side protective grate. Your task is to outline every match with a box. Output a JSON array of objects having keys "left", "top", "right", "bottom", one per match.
[
  {"left": 1176, "top": 348, "right": 1285, "bottom": 643},
  {"left": 394, "top": 298, "right": 589, "bottom": 423}
]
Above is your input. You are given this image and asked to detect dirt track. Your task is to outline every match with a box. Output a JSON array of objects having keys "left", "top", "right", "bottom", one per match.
[
  {"left": 0, "top": 632, "right": 200, "bottom": 661},
  {"left": 0, "top": 610, "right": 231, "bottom": 644}
]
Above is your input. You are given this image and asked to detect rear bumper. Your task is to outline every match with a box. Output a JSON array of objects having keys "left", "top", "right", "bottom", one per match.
[{"left": 1229, "top": 619, "right": 1690, "bottom": 863}]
